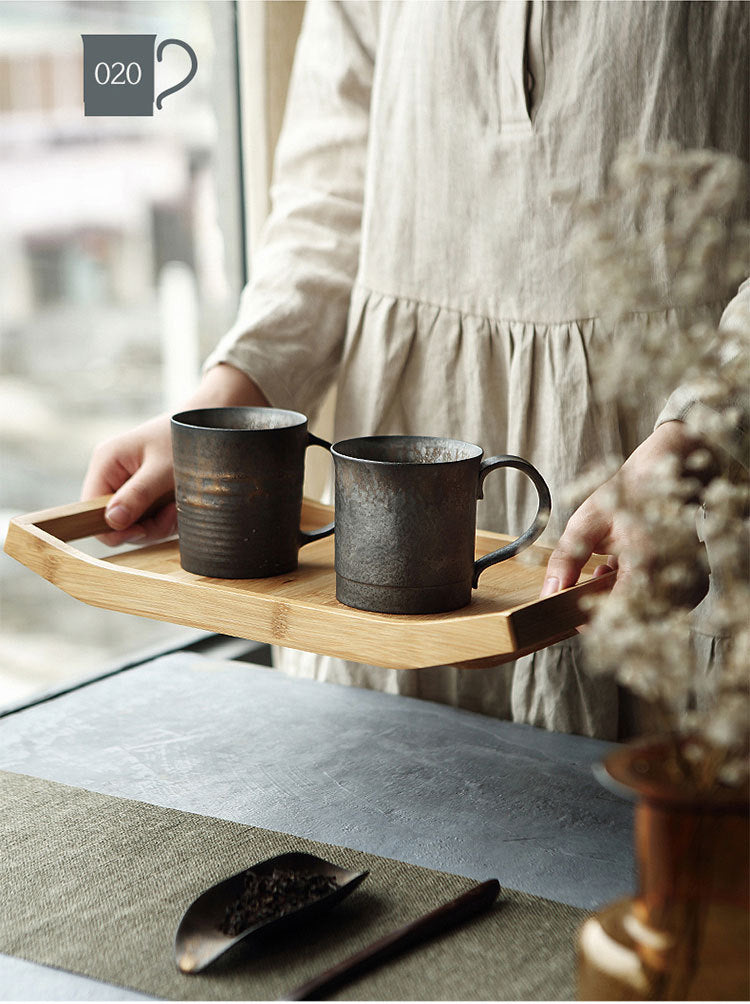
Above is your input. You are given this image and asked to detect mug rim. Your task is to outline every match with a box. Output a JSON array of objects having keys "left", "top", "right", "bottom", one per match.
[
  {"left": 171, "top": 406, "right": 308, "bottom": 433},
  {"left": 331, "top": 434, "right": 483, "bottom": 466}
]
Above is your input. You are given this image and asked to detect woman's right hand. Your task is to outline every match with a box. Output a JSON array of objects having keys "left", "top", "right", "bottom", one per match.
[
  {"left": 81, "top": 363, "right": 270, "bottom": 546},
  {"left": 81, "top": 413, "right": 177, "bottom": 546}
]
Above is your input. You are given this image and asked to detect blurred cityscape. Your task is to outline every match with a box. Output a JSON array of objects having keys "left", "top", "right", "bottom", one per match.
[{"left": 0, "top": 0, "right": 245, "bottom": 705}]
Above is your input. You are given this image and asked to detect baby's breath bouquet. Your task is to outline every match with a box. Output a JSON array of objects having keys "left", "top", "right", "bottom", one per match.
[{"left": 571, "top": 144, "right": 749, "bottom": 789}]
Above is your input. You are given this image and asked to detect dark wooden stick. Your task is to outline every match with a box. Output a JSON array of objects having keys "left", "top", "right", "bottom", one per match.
[{"left": 282, "top": 878, "right": 501, "bottom": 1001}]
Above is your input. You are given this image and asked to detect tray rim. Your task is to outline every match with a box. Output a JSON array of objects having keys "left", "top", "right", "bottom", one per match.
[{"left": 3, "top": 495, "right": 614, "bottom": 670}]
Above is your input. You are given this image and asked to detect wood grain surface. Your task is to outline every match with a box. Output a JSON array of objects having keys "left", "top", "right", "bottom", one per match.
[{"left": 4, "top": 497, "right": 613, "bottom": 670}]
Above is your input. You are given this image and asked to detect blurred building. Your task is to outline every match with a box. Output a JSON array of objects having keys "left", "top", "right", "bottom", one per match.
[
  {"left": 0, "top": 0, "right": 243, "bottom": 704},
  {"left": 0, "top": 0, "right": 240, "bottom": 386}
]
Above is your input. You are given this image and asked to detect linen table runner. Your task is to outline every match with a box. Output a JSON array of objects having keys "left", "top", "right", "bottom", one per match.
[{"left": 0, "top": 770, "right": 587, "bottom": 1000}]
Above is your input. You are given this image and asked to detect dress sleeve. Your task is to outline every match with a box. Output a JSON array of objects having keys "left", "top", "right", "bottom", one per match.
[
  {"left": 655, "top": 277, "right": 750, "bottom": 467},
  {"left": 203, "top": 1, "right": 377, "bottom": 417}
]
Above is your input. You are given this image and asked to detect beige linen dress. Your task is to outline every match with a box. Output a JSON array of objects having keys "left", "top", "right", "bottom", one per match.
[{"left": 206, "top": 1, "right": 749, "bottom": 739}]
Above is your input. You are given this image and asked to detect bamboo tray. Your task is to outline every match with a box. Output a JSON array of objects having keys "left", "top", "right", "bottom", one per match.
[{"left": 3, "top": 496, "right": 613, "bottom": 670}]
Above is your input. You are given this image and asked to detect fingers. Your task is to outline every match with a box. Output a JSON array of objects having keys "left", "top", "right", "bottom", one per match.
[
  {"left": 591, "top": 563, "right": 613, "bottom": 579},
  {"left": 81, "top": 448, "right": 131, "bottom": 507},
  {"left": 81, "top": 448, "right": 138, "bottom": 546},
  {"left": 540, "top": 494, "right": 614, "bottom": 598},
  {"left": 142, "top": 499, "right": 178, "bottom": 539},
  {"left": 539, "top": 424, "right": 710, "bottom": 606},
  {"left": 94, "top": 525, "right": 148, "bottom": 548},
  {"left": 81, "top": 415, "right": 174, "bottom": 545},
  {"left": 81, "top": 368, "right": 270, "bottom": 550},
  {"left": 104, "top": 458, "right": 168, "bottom": 526},
  {"left": 97, "top": 499, "right": 178, "bottom": 548},
  {"left": 102, "top": 459, "right": 175, "bottom": 540}
]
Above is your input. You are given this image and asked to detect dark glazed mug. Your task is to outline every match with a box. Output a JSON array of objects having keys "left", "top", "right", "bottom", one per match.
[
  {"left": 331, "top": 435, "right": 552, "bottom": 614},
  {"left": 171, "top": 407, "right": 334, "bottom": 578}
]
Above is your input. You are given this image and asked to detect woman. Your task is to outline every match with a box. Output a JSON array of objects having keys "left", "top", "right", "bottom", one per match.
[{"left": 83, "top": 1, "right": 749, "bottom": 739}]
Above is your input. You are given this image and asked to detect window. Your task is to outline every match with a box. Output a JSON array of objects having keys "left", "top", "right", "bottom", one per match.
[{"left": 0, "top": 0, "right": 245, "bottom": 706}]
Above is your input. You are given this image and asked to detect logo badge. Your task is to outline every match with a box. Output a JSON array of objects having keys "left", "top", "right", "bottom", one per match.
[{"left": 82, "top": 34, "right": 197, "bottom": 117}]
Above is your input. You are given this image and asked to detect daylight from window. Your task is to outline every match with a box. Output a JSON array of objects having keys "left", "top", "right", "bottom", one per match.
[{"left": 0, "top": 0, "right": 244, "bottom": 705}]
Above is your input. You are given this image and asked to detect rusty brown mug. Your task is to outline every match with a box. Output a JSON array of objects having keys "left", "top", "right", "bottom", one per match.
[{"left": 171, "top": 407, "right": 333, "bottom": 578}]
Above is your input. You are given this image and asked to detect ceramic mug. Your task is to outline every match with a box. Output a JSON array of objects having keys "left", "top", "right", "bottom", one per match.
[
  {"left": 171, "top": 407, "right": 334, "bottom": 578},
  {"left": 331, "top": 435, "right": 551, "bottom": 614}
]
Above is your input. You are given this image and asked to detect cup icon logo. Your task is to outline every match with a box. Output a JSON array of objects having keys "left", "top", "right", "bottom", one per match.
[{"left": 82, "top": 34, "right": 197, "bottom": 117}]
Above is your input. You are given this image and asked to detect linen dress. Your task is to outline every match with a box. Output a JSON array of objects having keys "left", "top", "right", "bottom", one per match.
[{"left": 206, "top": 0, "right": 749, "bottom": 739}]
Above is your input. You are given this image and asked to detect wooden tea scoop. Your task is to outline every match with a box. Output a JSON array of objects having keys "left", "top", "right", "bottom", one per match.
[
  {"left": 175, "top": 852, "right": 368, "bottom": 974},
  {"left": 282, "top": 878, "right": 501, "bottom": 1000}
]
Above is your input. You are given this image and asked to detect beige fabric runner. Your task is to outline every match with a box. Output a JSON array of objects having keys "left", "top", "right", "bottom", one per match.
[{"left": 0, "top": 770, "right": 587, "bottom": 1000}]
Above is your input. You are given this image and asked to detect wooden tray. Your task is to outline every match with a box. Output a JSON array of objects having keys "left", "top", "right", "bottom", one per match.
[{"left": 3, "top": 496, "right": 613, "bottom": 670}]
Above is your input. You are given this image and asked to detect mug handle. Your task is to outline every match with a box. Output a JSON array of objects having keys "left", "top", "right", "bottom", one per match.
[
  {"left": 155, "top": 39, "right": 198, "bottom": 110},
  {"left": 299, "top": 433, "right": 335, "bottom": 547},
  {"left": 472, "top": 456, "right": 551, "bottom": 588}
]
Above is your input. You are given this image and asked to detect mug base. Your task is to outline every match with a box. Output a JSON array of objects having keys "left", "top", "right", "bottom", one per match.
[
  {"left": 178, "top": 553, "right": 299, "bottom": 580},
  {"left": 336, "top": 576, "right": 471, "bottom": 615}
]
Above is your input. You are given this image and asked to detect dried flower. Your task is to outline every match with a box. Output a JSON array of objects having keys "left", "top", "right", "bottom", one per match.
[{"left": 570, "top": 144, "right": 749, "bottom": 789}]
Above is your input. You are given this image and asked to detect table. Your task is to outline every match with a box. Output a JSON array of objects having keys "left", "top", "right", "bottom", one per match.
[{"left": 0, "top": 648, "right": 635, "bottom": 1000}]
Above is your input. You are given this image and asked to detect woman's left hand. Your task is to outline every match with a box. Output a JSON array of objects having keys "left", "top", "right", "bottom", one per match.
[{"left": 541, "top": 421, "right": 710, "bottom": 608}]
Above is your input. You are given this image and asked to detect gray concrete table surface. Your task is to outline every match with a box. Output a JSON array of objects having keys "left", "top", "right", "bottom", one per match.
[{"left": 0, "top": 652, "right": 636, "bottom": 1000}]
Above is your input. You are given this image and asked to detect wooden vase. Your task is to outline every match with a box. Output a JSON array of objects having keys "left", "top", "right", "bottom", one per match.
[{"left": 578, "top": 738, "right": 749, "bottom": 1000}]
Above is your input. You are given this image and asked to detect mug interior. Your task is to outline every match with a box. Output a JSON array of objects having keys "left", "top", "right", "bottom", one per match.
[
  {"left": 333, "top": 435, "right": 482, "bottom": 465},
  {"left": 172, "top": 407, "right": 306, "bottom": 432}
]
